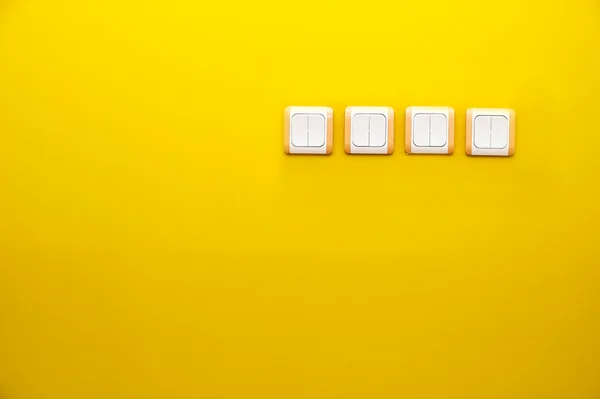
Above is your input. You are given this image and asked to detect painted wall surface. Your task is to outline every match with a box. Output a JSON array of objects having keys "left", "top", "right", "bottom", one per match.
[{"left": 1, "top": 1, "right": 600, "bottom": 398}]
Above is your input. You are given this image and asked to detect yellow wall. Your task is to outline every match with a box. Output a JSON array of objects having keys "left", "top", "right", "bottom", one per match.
[{"left": 1, "top": 1, "right": 600, "bottom": 398}]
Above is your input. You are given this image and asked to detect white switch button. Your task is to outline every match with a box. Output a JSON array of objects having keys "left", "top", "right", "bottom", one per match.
[
  {"left": 430, "top": 114, "right": 447, "bottom": 147},
  {"left": 473, "top": 115, "right": 491, "bottom": 149},
  {"left": 308, "top": 114, "right": 325, "bottom": 147},
  {"left": 345, "top": 107, "right": 394, "bottom": 154},
  {"left": 412, "top": 113, "right": 430, "bottom": 147},
  {"left": 405, "top": 107, "right": 454, "bottom": 154},
  {"left": 490, "top": 116, "right": 508, "bottom": 149},
  {"left": 351, "top": 114, "right": 370, "bottom": 147},
  {"left": 291, "top": 114, "right": 309, "bottom": 147},
  {"left": 285, "top": 106, "right": 333, "bottom": 155},
  {"left": 369, "top": 114, "right": 386, "bottom": 147},
  {"left": 467, "top": 108, "right": 515, "bottom": 156}
]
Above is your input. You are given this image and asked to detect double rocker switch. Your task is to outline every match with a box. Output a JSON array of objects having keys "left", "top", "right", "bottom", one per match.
[
  {"left": 284, "top": 106, "right": 515, "bottom": 157},
  {"left": 466, "top": 109, "right": 516, "bottom": 156},
  {"left": 284, "top": 107, "right": 333, "bottom": 155},
  {"left": 405, "top": 107, "right": 454, "bottom": 155},
  {"left": 345, "top": 107, "right": 394, "bottom": 154}
]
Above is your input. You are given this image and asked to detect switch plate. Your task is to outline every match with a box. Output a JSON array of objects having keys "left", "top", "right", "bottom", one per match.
[
  {"left": 284, "top": 106, "right": 333, "bottom": 155},
  {"left": 405, "top": 106, "right": 454, "bottom": 154},
  {"left": 466, "top": 108, "right": 515, "bottom": 156},
  {"left": 345, "top": 107, "right": 394, "bottom": 154}
]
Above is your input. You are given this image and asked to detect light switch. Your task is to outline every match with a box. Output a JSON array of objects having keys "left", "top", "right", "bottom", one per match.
[
  {"left": 405, "top": 107, "right": 454, "bottom": 154},
  {"left": 466, "top": 108, "right": 515, "bottom": 156},
  {"left": 345, "top": 107, "right": 394, "bottom": 154},
  {"left": 285, "top": 106, "right": 333, "bottom": 154}
]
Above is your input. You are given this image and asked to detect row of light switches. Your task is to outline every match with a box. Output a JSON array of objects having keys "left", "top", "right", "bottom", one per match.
[{"left": 284, "top": 106, "right": 515, "bottom": 156}]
